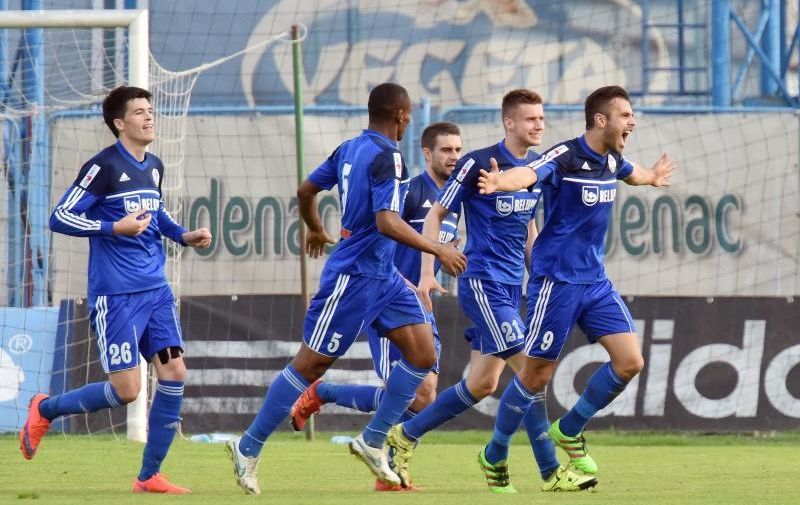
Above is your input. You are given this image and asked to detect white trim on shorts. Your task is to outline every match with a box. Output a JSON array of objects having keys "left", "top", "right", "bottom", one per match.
[
  {"left": 308, "top": 274, "right": 350, "bottom": 351},
  {"left": 468, "top": 278, "right": 505, "bottom": 352},
  {"left": 524, "top": 278, "right": 554, "bottom": 355},
  {"left": 95, "top": 296, "right": 109, "bottom": 372}
]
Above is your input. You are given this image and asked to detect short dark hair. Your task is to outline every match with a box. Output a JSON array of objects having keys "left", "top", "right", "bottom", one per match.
[
  {"left": 501, "top": 88, "right": 542, "bottom": 117},
  {"left": 420, "top": 121, "right": 461, "bottom": 150},
  {"left": 102, "top": 86, "right": 152, "bottom": 138},
  {"left": 584, "top": 85, "right": 630, "bottom": 130},
  {"left": 368, "top": 83, "right": 410, "bottom": 123}
]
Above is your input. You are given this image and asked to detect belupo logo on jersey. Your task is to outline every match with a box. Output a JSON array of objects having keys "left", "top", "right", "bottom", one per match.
[
  {"left": 124, "top": 195, "right": 142, "bottom": 213},
  {"left": 582, "top": 186, "right": 599, "bottom": 206},
  {"left": 124, "top": 194, "right": 160, "bottom": 213},
  {"left": 496, "top": 195, "right": 514, "bottom": 215}
]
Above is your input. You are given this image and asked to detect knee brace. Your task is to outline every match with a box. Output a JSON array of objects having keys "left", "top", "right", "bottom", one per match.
[{"left": 157, "top": 346, "right": 183, "bottom": 365}]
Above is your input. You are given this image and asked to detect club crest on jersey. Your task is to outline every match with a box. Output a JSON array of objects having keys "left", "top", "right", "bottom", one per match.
[
  {"left": 496, "top": 195, "right": 514, "bottom": 216},
  {"left": 79, "top": 164, "right": 101, "bottom": 189},
  {"left": 582, "top": 186, "right": 599, "bottom": 206},
  {"left": 152, "top": 168, "right": 160, "bottom": 186},
  {"left": 608, "top": 155, "right": 617, "bottom": 173},
  {"left": 124, "top": 195, "right": 142, "bottom": 213}
]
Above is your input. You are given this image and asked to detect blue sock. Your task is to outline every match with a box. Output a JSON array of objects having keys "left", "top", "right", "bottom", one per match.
[
  {"left": 138, "top": 380, "right": 183, "bottom": 481},
  {"left": 239, "top": 365, "right": 309, "bottom": 457},
  {"left": 485, "top": 376, "right": 537, "bottom": 464},
  {"left": 559, "top": 361, "right": 627, "bottom": 437},
  {"left": 402, "top": 379, "right": 477, "bottom": 441},
  {"left": 38, "top": 381, "right": 124, "bottom": 420},
  {"left": 362, "top": 359, "right": 428, "bottom": 448},
  {"left": 399, "top": 408, "right": 417, "bottom": 423},
  {"left": 318, "top": 383, "right": 385, "bottom": 412},
  {"left": 522, "top": 391, "right": 559, "bottom": 480},
  {"left": 318, "top": 382, "right": 418, "bottom": 421}
]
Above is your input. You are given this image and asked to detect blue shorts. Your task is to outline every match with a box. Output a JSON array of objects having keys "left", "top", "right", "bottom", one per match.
[
  {"left": 458, "top": 277, "right": 525, "bottom": 356},
  {"left": 303, "top": 268, "right": 430, "bottom": 358},
  {"left": 524, "top": 276, "right": 636, "bottom": 360},
  {"left": 368, "top": 311, "right": 441, "bottom": 381},
  {"left": 89, "top": 285, "right": 184, "bottom": 373}
]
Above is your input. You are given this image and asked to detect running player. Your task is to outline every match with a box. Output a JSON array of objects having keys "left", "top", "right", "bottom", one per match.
[
  {"left": 225, "top": 83, "right": 466, "bottom": 495},
  {"left": 21, "top": 86, "right": 212, "bottom": 494},
  {"left": 477, "top": 85, "right": 675, "bottom": 483}
]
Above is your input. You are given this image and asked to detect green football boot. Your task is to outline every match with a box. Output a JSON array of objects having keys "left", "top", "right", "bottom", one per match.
[
  {"left": 547, "top": 419, "right": 598, "bottom": 474},
  {"left": 477, "top": 446, "right": 517, "bottom": 494}
]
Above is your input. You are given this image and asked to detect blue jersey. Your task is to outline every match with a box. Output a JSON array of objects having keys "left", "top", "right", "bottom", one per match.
[
  {"left": 393, "top": 172, "right": 460, "bottom": 285},
  {"left": 308, "top": 129, "right": 408, "bottom": 279},
  {"left": 438, "top": 140, "right": 540, "bottom": 285},
  {"left": 529, "top": 135, "right": 634, "bottom": 284},
  {"left": 49, "top": 141, "right": 186, "bottom": 296}
]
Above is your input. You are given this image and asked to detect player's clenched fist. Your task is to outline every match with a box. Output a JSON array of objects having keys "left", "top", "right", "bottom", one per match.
[
  {"left": 182, "top": 228, "right": 212, "bottom": 248},
  {"left": 435, "top": 240, "right": 466, "bottom": 277},
  {"left": 112, "top": 208, "right": 151, "bottom": 236}
]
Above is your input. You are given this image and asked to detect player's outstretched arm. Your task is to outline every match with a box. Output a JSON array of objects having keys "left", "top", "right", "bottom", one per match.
[
  {"left": 477, "top": 157, "right": 538, "bottom": 194},
  {"left": 297, "top": 179, "right": 336, "bottom": 258},
  {"left": 624, "top": 153, "right": 676, "bottom": 187}
]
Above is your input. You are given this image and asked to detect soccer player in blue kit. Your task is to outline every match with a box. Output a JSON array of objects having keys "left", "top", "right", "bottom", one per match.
[
  {"left": 226, "top": 83, "right": 466, "bottom": 495},
  {"left": 288, "top": 122, "right": 462, "bottom": 490},
  {"left": 387, "top": 89, "right": 597, "bottom": 493},
  {"left": 477, "top": 85, "right": 676, "bottom": 485},
  {"left": 20, "top": 86, "right": 212, "bottom": 494}
]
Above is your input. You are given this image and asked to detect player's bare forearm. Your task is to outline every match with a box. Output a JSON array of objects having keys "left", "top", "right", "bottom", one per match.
[
  {"left": 624, "top": 154, "right": 676, "bottom": 187},
  {"left": 376, "top": 209, "right": 442, "bottom": 257},
  {"left": 501, "top": 167, "right": 538, "bottom": 191},
  {"left": 478, "top": 163, "right": 538, "bottom": 194},
  {"left": 623, "top": 163, "right": 653, "bottom": 186},
  {"left": 297, "top": 179, "right": 325, "bottom": 232},
  {"left": 525, "top": 219, "right": 538, "bottom": 272}
]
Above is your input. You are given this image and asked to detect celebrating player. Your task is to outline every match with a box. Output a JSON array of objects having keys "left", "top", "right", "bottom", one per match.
[
  {"left": 288, "top": 121, "right": 462, "bottom": 490},
  {"left": 386, "top": 89, "right": 597, "bottom": 493},
  {"left": 20, "top": 86, "right": 212, "bottom": 494},
  {"left": 226, "top": 83, "right": 466, "bottom": 495},
  {"left": 478, "top": 85, "right": 675, "bottom": 481}
]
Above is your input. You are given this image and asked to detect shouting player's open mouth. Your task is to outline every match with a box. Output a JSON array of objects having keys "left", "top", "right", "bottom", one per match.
[{"left": 620, "top": 129, "right": 632, "bottom": 148}]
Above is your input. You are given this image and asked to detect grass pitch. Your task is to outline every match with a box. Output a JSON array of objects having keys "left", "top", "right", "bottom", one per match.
[{"left": 1, "top": 431, "right": 796, "bottom": 504}]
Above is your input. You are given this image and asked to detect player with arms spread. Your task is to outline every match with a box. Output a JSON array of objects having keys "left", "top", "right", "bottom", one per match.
[
  {"left": 386, "top": 89, "right": 597, "bottom": 493},
  {"left": 20, "top": 86, "right": 212, "bottom": 494},
  {"left": 478, "top": 85, "right": 675, "bottom": 482},
  {"left": 226, "top": 83, "right": 466, "bottom": 495}
]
